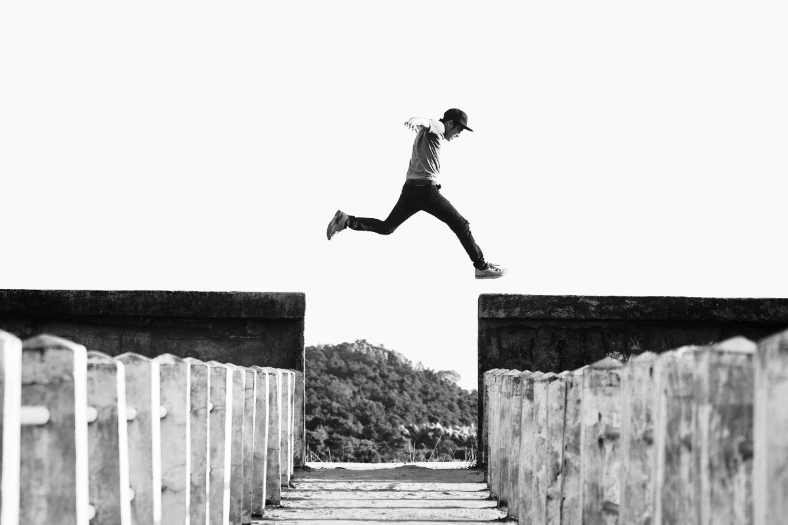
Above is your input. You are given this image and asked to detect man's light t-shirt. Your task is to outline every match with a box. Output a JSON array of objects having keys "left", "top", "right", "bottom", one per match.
[{"left": 405, "top": 119, "right": 445, "bottom": 182}]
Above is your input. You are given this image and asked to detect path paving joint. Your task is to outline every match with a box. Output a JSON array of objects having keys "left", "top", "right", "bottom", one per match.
[{"left": 256, "top": 463, "right": 510, "bottom": 524}]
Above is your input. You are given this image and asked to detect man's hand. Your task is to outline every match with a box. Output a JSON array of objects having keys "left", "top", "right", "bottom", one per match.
[{"left": 404, "top": 117, "right": 430, "bottom": 132}]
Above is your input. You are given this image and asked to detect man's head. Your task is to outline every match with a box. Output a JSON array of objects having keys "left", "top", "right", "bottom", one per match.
[{"left": 440, "top": 108, "right": 474, "bottom": 141}]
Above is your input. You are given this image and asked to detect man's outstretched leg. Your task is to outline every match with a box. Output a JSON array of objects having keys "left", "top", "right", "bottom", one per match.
[
  {"left": 326, "top": 186, "right": 420, "bottom": 240},
  {"left": 421, "top": 187, "right": 507, "bottom": 279}
]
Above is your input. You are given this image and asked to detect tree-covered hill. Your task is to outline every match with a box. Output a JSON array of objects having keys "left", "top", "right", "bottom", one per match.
[{"left": 305, "top": 340, "right": 477, "bottom": 463}]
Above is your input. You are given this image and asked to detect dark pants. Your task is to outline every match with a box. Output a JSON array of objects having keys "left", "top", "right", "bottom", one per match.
[{"left": 347, "top": 183, "right": 486, "bottom": 268}]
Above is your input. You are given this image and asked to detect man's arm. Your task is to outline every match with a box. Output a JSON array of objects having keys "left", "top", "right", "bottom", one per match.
[{"left": 404, "top": 117, "right": 445, "bottom": 135}]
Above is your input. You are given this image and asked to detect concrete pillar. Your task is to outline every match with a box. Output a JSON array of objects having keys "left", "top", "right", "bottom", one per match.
[
  {"left": 489, "top": 370, "right": 509, "bottom": 501},
  {"left": 486, "top": 370, "right": 502, "bottom": 496},
  {"left": 754, "top": 328, "right": 788, "bottom": 525},
  {"left": 580, "top": 357, "right": 622, "bottom": 525},
  {"left": 518, "top": 371, "right": 543, "bottom": 524},
  {"left": 249, "top": 366, "right": 272, "bottom": 511},
  {"left": 207, "top": 362, "right": 230, "bottom": 525},
  {"left": 20, "top": 334, "right": 89, "bottom": 525},
  {"left": 155, "top": 354, "right": 190, "bottom": 525},
  {"left": 86, "top": 351, "right": 131, "bottom": 525},
  {"left": 560, "top": 366, "right": 585, "bottom": 525},
  {"left": 266, "top": 368, "right": 282, "bottom": 504},
  {"left": 499, "top": 371, "right": 518, "bottom": 507},
  {"left": 533, "top": 372, "right": 557, "bottom": 525},
  {"left": 693, "top": 337, "right": 755, "bottom": 525},
  {"left": 545, "top": 372, "right": 569, "bottom": 525},
  {"left": 183, "top": 357, "right": 209, "bottom": 525},
  {"left": 506, "top": 371, "right": 524, "bottom": 520},
  {"left": 652, "top": 346, "right": 698, "bottom": 525},
  {"left": 280, "top": 370, "right": 292, "bottom": 486},
  {"left": 0, "top": 330, "right": 22, "bottom": 525},
  {"left": 116, "top": 353, "right": 161, "bottom": 525},
  {"left": 482, "top": 368, "right": 501, "bottom": 478},
  {"left": 619, "top": 351, "right": 658, "bottom": 525},
  {"left": 288, "top": 369, "right": 305, "bottom": 467},
  {"left": 225, "top": 364, "right": 246, "bottom": 525},
  {"left": 240, "top": 367, "right": 257, "bottom": 524}
]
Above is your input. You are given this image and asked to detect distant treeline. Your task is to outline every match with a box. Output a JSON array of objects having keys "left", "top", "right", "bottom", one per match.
[{"left": 305, "top": 340, "right": 477, "bottom": 463}]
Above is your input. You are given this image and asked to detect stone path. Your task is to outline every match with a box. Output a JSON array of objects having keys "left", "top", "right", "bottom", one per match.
[{"left": 256, "top": 464, "right": 509, "bottom": 524}]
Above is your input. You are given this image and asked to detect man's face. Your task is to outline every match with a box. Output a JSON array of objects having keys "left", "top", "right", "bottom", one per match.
[{"left": 444, "top": 121, "right": 464, "bottom": 141}]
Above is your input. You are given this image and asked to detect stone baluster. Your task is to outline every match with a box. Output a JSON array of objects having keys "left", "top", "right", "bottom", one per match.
[
  {"left": 155, "top": 354, "right": 191, "bottom": 525},
  {"left": 225, "top": 364, "right": 246, "bottom": 525},
  {"left": 86, "top": 351, "right": 132, "bottom": 525},
  {"left": 693, "top": 337, "right": 755, "bottom": 525},
  {"left": 754, "top": 328, "right": 788, "bottom": 525},
  {"left": 116, "top": 352, "right": 162, "bottom": 525},
  {"left": 652, "top": 346, "right": 699, "bottom": 525},
  {"left": 560, "top": 366, "right": 585, "bottom": 525},
  {"left": 19, "top": 334, "right": 89, "bottom": 525},
  {"left": 580, "top": 357, "right": 622, "bottom": 525},
  {"left": 619, "top": 351, "right": 658, "bottom": 525},
  {"left": 183, "top": 357, "right": 209, "bottom": 525},
  {"left": 545, "top": 372, "right": 569, "bottom": 525}
]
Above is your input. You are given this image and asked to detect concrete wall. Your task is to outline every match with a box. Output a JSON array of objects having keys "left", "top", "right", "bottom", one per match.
[
  {"left": 0, "top": 289, "right": 304, "bottom": 370},
  {"left": 0, "top": 289, "right": 307, "bottom": 467},
  {"left": 478, "top": 294, "right": 788, "bottom": 468}
]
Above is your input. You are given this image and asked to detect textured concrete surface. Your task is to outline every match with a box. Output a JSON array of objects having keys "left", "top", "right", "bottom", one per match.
[
  {"left": 477, "top": 294, "right": 788, "bottom": 469},
  {"left": 0, "top": 289, "right": 305, "bottom": 371},
  {"left": 256, "top": 465, "right": 508, "bottom": 524}
]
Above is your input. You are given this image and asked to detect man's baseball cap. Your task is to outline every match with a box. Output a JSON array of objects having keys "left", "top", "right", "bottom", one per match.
[{"left": 441, "top": 108, "right": 473, "bottom": 132}]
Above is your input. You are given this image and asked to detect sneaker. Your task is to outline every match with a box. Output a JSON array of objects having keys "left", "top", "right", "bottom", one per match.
[
  {"left": 326, "top": 210, "right": 349, "bottom": 240},
  {"left": 475, "top": 262, "right": 507, "bottom": 279}
]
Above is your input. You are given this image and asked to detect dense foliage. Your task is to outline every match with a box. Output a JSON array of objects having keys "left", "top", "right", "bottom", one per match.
[{"left": 305, "top": 340, "right": 477, "bottom": 463}]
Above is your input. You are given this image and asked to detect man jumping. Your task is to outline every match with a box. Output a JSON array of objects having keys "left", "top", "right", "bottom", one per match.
[{"left": 326, "top": 108, "right": 506, "bottom": 279}]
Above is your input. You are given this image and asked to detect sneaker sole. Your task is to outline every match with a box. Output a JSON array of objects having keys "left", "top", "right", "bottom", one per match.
[{"left": 475, "top": 270, "right": 508, "bottom": 279}]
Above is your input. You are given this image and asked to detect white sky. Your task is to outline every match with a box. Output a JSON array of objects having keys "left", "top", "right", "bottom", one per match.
[{"left": 1, "top": 2, "right": 786, "bottom": 391}]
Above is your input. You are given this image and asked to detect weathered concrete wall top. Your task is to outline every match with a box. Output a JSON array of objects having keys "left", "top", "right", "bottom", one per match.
[
  {"left": 0, "top": 289, "right": 305, "bottom": 371},
  {"left": 479, "top": 294, "right": 788, "bottom": 323},
  {"left": 0, "top": 289, "right": 305, "bottom": 319}
]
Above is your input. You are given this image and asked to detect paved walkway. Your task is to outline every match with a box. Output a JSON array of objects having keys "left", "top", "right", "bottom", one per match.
[{"left": 256, "top": 464, "right": 509, "bottom": 524}]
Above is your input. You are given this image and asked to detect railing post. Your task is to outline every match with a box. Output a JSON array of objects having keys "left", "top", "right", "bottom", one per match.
[
  {"left": 280, "top": 370, "right": 293, "bottom": 487},
  {"left": 183, "top": 357, "right": 209, "bottom": 525},
  {"left": 490, "top": 369, "right": 510, "bottom": 502},
  {"left": 20, "top": 334, "right": 89, "bottom": 525},
  {"left": 560, "top": 366, "right": 585, "bottom": 525},
  {"left": 1, "top": 330, "right": 22, "bottom": 525},
  {"left": 754, "top": 328, "right": 788, "bottom": 525},
  {"left": 289, "top": 369, "right": 305, "bottom": 468},
  {"left": 86, "top": 351, "right": 131, "bottom": 525},
  {"left": 225, "top": 364, "right": 246, "bottom": 525},
  {"left": 241, "top": 366, "right": 258, "bottom": 523},
  {"left": 519, "top": 371, "right": 543, "bottom": 524},
  {"left": 693, "top": 337, "right": 755, "bottom": 525},
  {"left": 155, "top": 354, "right": 190, "bottom": 525},
  {"left": 482, "top": 368, "right": 500, "bottom": 480},
  {"left": 619, "top": 351, "right": 658, "bottom": 525},
  {"left": 116, "top": 352, "right": 161, "bottom": 525},
  {"left": 266, "top": 368, "right": 282, "bottom": 504},
  {"left": 506, "top": 371, "right": 524, "bottom": 520},
  {"left": 487, "top": 369, "right": 505, "bottom": 498},
  {"left": 499, "top": 370, "right": 518, "bottom": 508},
  {"left": 207, "top": 362, "right": 230, "bottom": 525},
  {"left": 533, "top": 372, "right": 558, "bottom": 525},
  {"left": 580, "top": 357, "right": 622, "bottom": 525},
  {"left": 546, "top": 372, "right": 569, "bottom": 524},
  {"left": 652, "top": 346, "right": 698, "bottom": 525}
]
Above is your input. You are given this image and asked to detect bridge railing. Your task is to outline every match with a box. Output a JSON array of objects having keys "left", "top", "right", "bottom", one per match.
[
  {"left": 0, "top": 329, "right": 303, "bottom": 525},
  {"left": 484, "top": 328, "right": 788, "bottom": 525}
]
